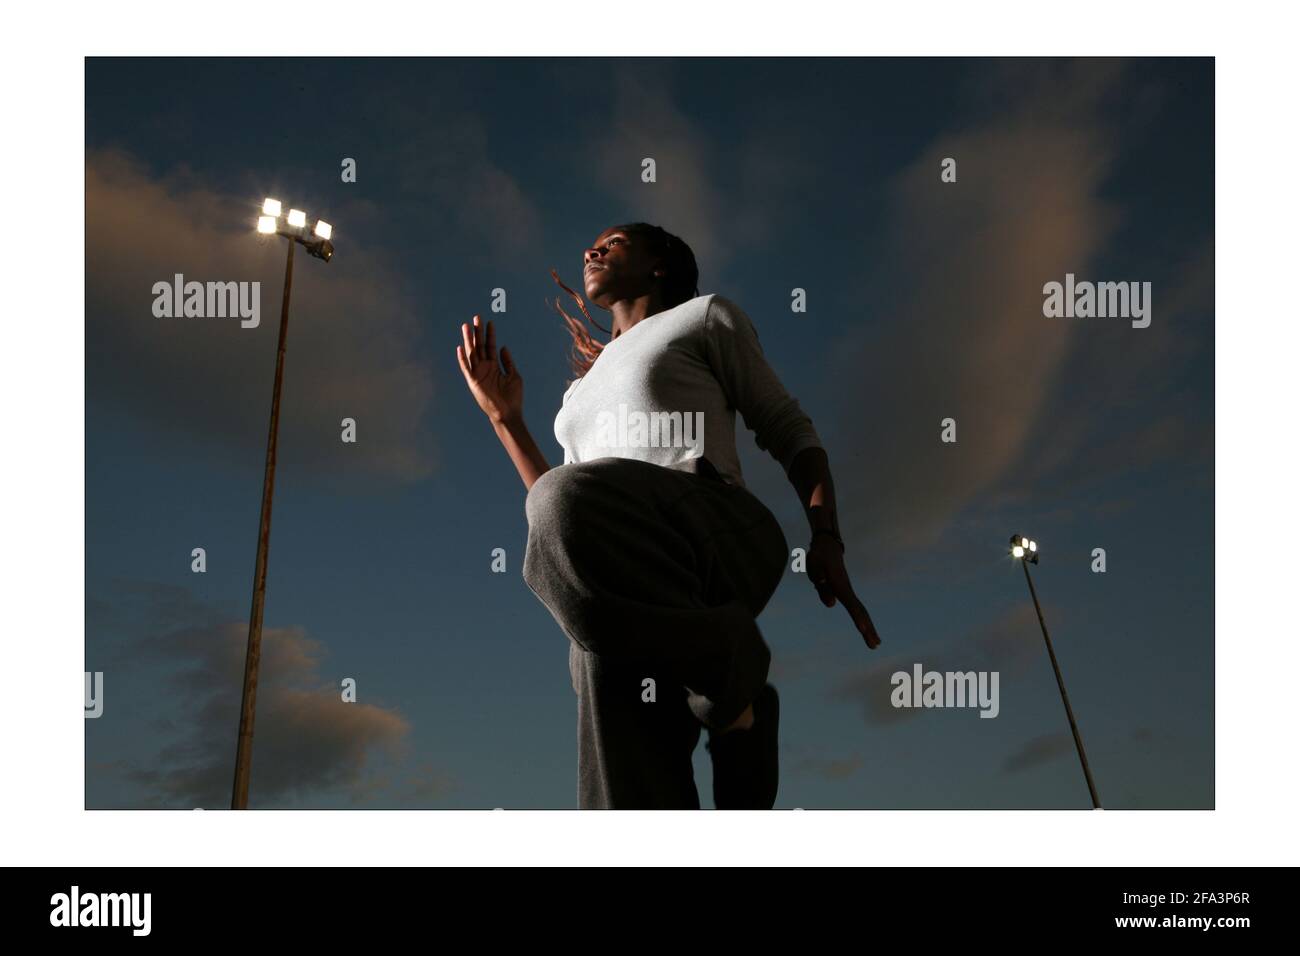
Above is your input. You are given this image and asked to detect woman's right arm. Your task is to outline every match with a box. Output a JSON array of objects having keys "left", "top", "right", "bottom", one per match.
[
  {"left": 492, "top": 414, "right": 551, "bottom": 493},
  {"left": 457, "top": 313, "right": 553, "bottom": 492}
]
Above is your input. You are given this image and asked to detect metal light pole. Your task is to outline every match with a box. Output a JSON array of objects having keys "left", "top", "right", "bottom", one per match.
[
  {"left": 231, "top": 199, "right": 335, "bottom": 810},
  {"left": 1010, "top": 535, "right": 1102, "bottom": 809}
]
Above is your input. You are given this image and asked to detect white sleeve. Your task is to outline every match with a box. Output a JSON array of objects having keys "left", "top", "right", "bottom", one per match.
[{"left": 704, "top": 295, "right": 824, "bottom": 475}]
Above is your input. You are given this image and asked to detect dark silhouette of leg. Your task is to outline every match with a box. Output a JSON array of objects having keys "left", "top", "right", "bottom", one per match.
[
  {"left": 522, "top": 456, "right": 788, "bottom": 809},
  {"left": 567, "top": 642, "right": 703, "bottom": 809}
]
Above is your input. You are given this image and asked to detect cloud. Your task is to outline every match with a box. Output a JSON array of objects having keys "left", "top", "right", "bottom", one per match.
[
  {"left": 1002, "top": 732, "right": 1074, "bottom": 773},
  {"left": 967, "top": 603, "right": 1047, "bottom": 679},
  {"left": 788, "top": 753, "right": 864, "bottom": 782},
  {"left": 832, "top": 652, "right": 932, "bottom": 727},
  {"left": 367, "top": 99, "right": 544, "bottom": 256},
  {"left": 582, "top": 65, "right": 814, "bottom": 278},
  {"left": 93, "top": 579, "right": 452, "bottom": 808},
  {"left": 826, "top": 64, "right": 1130, "bottom": 565},
  {"left": 826, "top": 61, "right": 1211, "bottom": 567},
  {"left": 831, "top": 603, "right": 1046, "bottom": 727},
  {"left": 585, "top": 68, "right": 725, "bottom": 268},
  {"left": 86, "top": 148, "right": 438, "bottom": 485},
  {"left": 1018, "top": 237, "right": 1214, "bottom": 498}
]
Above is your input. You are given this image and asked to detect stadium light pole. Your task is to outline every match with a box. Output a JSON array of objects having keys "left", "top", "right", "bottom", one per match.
[
  {"left": 231, "top": 199, "right": 335, "bottom": 810},
  {"left": 1009, "top": 535, "right": 1102, "bottom": 809}
]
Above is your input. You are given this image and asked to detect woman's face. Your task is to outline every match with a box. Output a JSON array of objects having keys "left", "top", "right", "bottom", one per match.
[{"left": 582, "top": 227, "right": 661, "bottom": 307}]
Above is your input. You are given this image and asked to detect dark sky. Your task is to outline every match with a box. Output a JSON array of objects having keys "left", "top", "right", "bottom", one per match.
[{"left": 85, "top": 57, "right": 1213, "bottom": 809}]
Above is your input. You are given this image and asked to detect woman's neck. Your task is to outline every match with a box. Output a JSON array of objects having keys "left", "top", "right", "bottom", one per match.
[{"left": 609, "top": 292, "right": 667, "bottom": 340}]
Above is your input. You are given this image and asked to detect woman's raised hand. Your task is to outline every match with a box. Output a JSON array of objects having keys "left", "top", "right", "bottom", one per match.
[{"left": 457, "top": 314, "right": 523, "bottom": 426}]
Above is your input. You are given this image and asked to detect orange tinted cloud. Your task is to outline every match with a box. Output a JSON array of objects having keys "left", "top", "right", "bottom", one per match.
[
  {"left": 102, "top": 580, "right": 441, "bottom": 808},
  {"left": 87, "top": 149, "right": 437, "bottom": 485}
]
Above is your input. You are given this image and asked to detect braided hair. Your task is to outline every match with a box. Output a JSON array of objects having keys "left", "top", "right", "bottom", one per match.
[{"left": 549, "top": 223, "right": 700, "bottom": 381}]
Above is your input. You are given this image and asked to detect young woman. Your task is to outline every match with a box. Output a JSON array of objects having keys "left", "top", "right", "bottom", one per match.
[{"left": 456, "top": 223, "right": 881, "bottom": 809}]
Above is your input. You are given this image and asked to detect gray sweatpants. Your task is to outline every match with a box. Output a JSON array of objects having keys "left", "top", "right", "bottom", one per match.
[{"left": 522, "top": 455, "right": 789, "bottom": 809}]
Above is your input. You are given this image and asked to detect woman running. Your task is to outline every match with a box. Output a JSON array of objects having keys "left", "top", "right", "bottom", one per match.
[{"left": 456, "top": 222, "right": 881, "bottom": 809}]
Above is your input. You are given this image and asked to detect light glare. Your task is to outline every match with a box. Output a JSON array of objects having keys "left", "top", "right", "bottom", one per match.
[
  {"left": 262, "top": 198, "right": 282, "bottom": 216},
  {"left": 1029, "top": 540, "right": 1038, "bottom": 552},
  {"left": 1012, "top": 545, "right": 1025, "bottom": 558},
  {"left": 287, "top": 209, "right": 307, "bottom": 228},
  {"left": 257, "top": 216, "right": 277, "bottom": 234},
  {"left": 314, "top": 220, "right": 333, "bottom": 240}
]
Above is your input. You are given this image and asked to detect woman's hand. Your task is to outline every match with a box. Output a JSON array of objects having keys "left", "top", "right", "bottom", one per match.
[
  {"left": 808, "top": 535, "right": 882, "bottom": 649},
  {"left": 456, "top": 314, "right": 522, "bottom": 425}
]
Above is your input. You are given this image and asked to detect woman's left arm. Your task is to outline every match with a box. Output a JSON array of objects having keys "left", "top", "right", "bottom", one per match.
[
  {"left": 788, "top": 446, "right": 882, "bottom": 649},
  {"left": 701, "top": 295, "right": 881, "bottom": 649}
]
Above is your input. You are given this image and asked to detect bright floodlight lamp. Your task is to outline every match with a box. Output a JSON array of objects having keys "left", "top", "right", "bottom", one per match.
[
  {"left": 1010, "top": 533, "right": 1039, "bottom": 564},
  {"left": 253, "top": 199, "right": 336, "bottom": 265}
]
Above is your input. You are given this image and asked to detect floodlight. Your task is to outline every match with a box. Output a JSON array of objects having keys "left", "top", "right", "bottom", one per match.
[
  {"left": 238, "top": 195, "right": 338, "bottom": 807},
  {"left": 1005, "top": 529, "right": 1100, "bottom": 807},
  {"left": 306, "top": 239, "right": 334, "bottom": 263}
]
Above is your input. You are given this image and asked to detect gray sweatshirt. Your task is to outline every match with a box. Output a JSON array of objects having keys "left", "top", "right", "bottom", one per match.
[{"left": 553, "top": 293, "right": 823, "bottom": 490}]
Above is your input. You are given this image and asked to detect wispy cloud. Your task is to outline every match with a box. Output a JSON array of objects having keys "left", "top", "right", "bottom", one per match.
[
  {"left": 86, "top": 148, "right": 438, "bottom": 484},
  {"left": 583, "top": 65, "right": 815, "bottom": 277},
  {"left": 368, "top": 98, "right": 545, "bottom": 255},
  {"left": 787, "top": 752, "right": 865, "bottom": 782},
  {"left": 92, "top": 580, "right": 452, "bottom": 808},
  {"left": 1002, "top": 731, "right": 1074, "bottom": 773},
  {"left": 831, "top": 603, "right": 1044, "bottom": 727},
  {"left": 827, "top": 63, "right": 1132, "bottom": 563}
]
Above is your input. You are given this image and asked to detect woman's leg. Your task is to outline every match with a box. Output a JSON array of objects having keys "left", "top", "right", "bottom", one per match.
[
  {"left": 568, "top": 641, "right": 703, "bottom": 809},
  {"left": 522, "top": 456, "right": 788, "bottom": 808}
]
